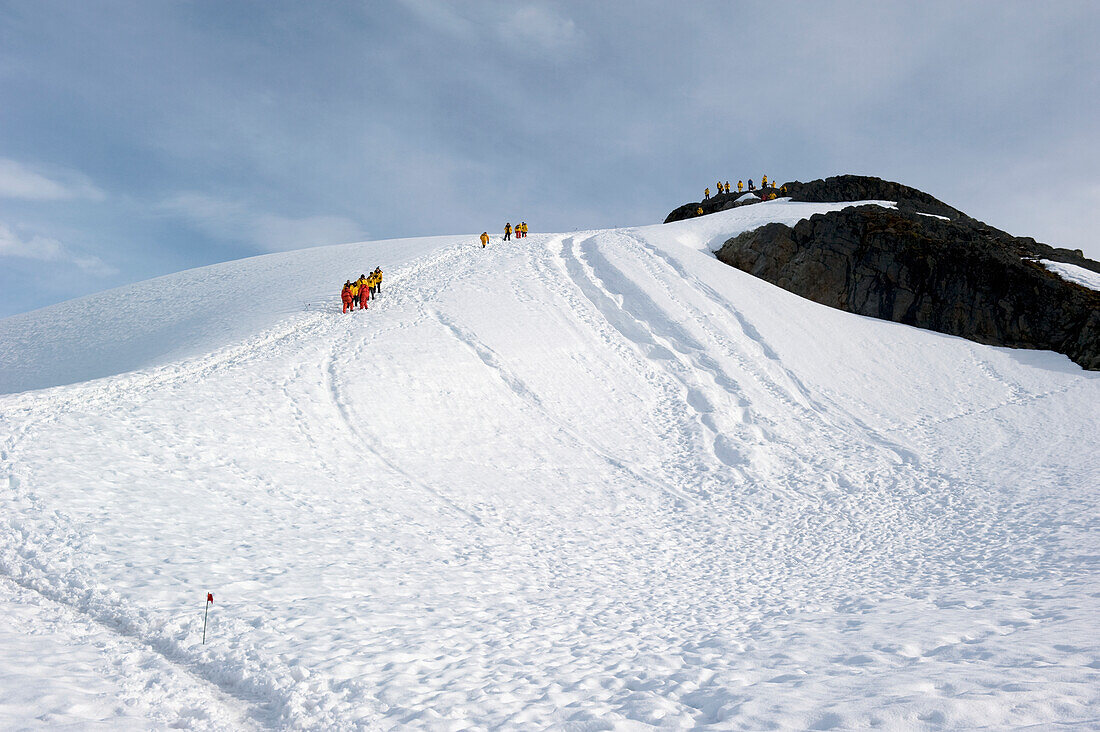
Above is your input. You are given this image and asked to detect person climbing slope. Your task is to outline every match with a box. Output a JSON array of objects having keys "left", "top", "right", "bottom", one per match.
[
  {"left": 356, "top": 274, "right": 369, "bottom": 310},
  {"left": 504, "top": 223, "right": 512, "bottom": 241},
  {"left": 350, "top": 279, "right": 360, "bottom": 308},
  {"left": 373, "top": 267, "right": 383, "bottom": 297},
  {"left": 341, "top": 281, "right": 353, "bottom": 313},
  {"left": 480, "top": 231, "right": 489, "bottom": 248}
]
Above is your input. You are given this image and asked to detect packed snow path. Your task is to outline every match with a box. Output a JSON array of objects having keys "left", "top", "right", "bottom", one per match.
[{"left": 2, "top": 205, "right": 1099, "bottom": 729}]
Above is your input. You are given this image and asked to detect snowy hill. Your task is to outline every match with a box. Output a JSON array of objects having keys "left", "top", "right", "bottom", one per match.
[{"left": 1, "top": 201, "right": 1098, "bottom": 729}]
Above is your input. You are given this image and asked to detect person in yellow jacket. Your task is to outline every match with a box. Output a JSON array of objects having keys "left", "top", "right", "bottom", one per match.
[
  {"left": 780, "top": 185, "right": 787, "bottom": 195},
  {"left": 724, "top": 181, "right": 730, "bottom": 194},
  {"left": 349, "top": 280, "right": 360, "bottom": 308},
  {"left": 704, "top": 187, "right": 710, "bottom": 200},
  {"left": 737, "top": 180, "right": 744, "bottom": 192},
  {"left": 521, "top": 222, "right": 528, "bottom": 238},
  {"left": 480, "top": 231, "right": 489, "bottom": 248},
  {"left": 504, "top": 223, "right": 512, "bottom": 241},
  {"left": 762, "top": 174, "right": 768, "bottom": 188},
  {"left": 373, "top": 266, "right": 383, "bottom": 297},
  {"left": 696, "top": 206, "right": 704, "bottom": 216}
]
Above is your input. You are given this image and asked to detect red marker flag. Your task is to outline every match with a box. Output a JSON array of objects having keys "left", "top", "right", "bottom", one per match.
[{"left": 202, "top": 592, "right": 214, "bottom": 644}]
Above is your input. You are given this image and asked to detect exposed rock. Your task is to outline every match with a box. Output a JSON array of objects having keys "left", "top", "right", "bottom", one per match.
[
  {"left": 781, "top": 175, "right": 964, "bottom": 220},
  {"left": 664, "top": 188, "right": 772, "bottom": 223},
  {"left": 715, "top": 202, "right": 1100, "bottom": 370}
]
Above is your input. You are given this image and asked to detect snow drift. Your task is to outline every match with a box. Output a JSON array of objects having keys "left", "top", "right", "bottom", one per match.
[{"left": 1, "top": 201, "right": 1098, "bottom": 729}]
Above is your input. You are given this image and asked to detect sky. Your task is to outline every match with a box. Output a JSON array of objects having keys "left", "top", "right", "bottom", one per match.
[{"left": 1, "top": 0, "right": 1098, "bottom": 317}]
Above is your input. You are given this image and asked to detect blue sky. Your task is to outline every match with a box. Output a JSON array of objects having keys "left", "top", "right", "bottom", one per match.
[{"left": 2, "top": 0, "right": 1098, "bottom": 317}]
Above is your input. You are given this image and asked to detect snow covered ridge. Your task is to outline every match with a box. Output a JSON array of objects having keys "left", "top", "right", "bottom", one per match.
[
  {"left": 1, "top": 211, "right": 1098, "bottom": 728},
  {"left": 0, "top": 235, "right": 460, "bottom": 394},
  {"left": 1042, "top": 259, "right": 1100, "bottom": 291},
  {"left": 0, "top": 205, "right": 890, "bottom": 395}
]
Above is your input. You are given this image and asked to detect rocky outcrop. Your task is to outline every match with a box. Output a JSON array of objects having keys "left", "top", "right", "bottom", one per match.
[
  {"left": 715, "top": 202, "right": 1100, "bottom": 370},
  {"left": 665, "top": 189, "right": 774, "bottom": 223},
  {"left": 781, "top": 175, "right": 965, "bottom": 221},
  {"left": 664, "top": 174, "right": 966, "bottom": 225}
]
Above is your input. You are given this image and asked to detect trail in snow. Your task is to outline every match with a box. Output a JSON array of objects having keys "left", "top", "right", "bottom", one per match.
[{"left": 1, "top": 203, "right": 1098, "bottom": 729}]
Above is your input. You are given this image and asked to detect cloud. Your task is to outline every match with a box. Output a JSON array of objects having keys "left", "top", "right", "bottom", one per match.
[
  {"left": 0, "top": 158, "right": 105, "bottom": 201},
  {"left": 397, "top": 0, "right": 475, "bottom": 38},
  {"left": 0, "top": 222, "right": 115, "bottom": 275},
  {"left": 497, "top": 5, "right": 580, "bottom": 53},
  {"left": 160, "top": 193, "right": 366, "bottom": 252}
]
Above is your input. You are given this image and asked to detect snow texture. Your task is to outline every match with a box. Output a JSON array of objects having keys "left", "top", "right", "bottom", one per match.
[
  {"left": 1042, "top": 259, "right": 1100, "bottom": 292},
  {"left": 1, "top": 204, "right": 1098, "bottom": 729}
]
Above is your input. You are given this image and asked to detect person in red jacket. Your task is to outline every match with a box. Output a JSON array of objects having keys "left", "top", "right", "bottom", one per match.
[{"left": 341, "top": 281, "right": 353, "bottom": 313}]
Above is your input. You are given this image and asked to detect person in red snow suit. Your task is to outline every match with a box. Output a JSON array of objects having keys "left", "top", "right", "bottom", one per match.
[{"left": 341, "top": 281, "right": 353, "bottom": 313}]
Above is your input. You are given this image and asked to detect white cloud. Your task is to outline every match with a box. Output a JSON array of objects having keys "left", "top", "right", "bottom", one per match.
[
  {"left": 160, "top": 193, "right": 365, "bottom": 252},
  {"left": 0, "top": 158, "right": 105, "bottom": 201},
  {"left": 397, "top": 0, "right": 475, "bottom": 37},
  {"left": 497, "top": 5, "right": 580, "bottom": 53},
  {"left": 0, "top": 222, "right": 115, "bottom": 275}
]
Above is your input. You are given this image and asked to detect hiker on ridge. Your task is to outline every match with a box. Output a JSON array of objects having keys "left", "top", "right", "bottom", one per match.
[
  {"left": 341, "top": 281, "right": 353, "bottom": 313},
  {"left": 480, "top": 232, "right": 490, "bottom": 248},
  {"left": 356, "top": 274, "right": 369, "bottom": 309}
]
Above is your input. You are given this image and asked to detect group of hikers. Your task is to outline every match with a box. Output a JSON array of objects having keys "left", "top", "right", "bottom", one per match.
[
  {"left": 703, "top": 175, "right": 786, "bottom": 200},
  {"left": 340, "top": 268, "right": 384, "bottom": 313},
  {"left": 503, "top": 222, "right": 528, "bottom": 242},
  {"left": 480, "top": 221, "right": 529, "bottom": 247}
]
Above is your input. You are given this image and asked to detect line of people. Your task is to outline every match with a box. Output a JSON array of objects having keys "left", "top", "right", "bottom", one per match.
[
  {"left": 340, "top": 267, "right": 384, "bottom": 313},
  {"left": 703, "top": 175, "right": 785, "bottom": 200},
  {"left": 481, "top": 222, "right": 530, "bottom": 247},
  {"left": 503, "top": 222, "right": 528, "bottom": 242}
]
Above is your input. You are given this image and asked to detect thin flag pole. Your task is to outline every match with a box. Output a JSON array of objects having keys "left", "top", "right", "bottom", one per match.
[{"left": 203, "top": 593, "right": 213, "bottom": 644}]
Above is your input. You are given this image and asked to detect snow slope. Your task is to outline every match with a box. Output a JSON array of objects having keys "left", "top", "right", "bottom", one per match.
[
  {"left": 1, "top": 201, "right": 1098, "bottom": 729},
  {"left": 1042, "top": 259, "right": 1100, "bottom": 292}
]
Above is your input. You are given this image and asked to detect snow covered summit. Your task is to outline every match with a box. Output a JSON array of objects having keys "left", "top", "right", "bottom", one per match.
[{"left": 1, "top": 203, "right": 1098, "bottom": 728}]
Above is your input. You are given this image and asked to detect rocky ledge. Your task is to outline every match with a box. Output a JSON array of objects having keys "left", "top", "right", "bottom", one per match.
[{"left": 709, "top": 178, "right": 1099, "bottom": 369}]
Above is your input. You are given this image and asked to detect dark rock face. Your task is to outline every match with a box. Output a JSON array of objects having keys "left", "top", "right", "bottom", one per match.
[
  {"left": 665, "top": 189, "right": 773, "bottom": 223},
  {"left": 715, "top": 203, "right": 1100, "bottom": 370},
  {"left": 781, "top": 175, "right": 964, "bottom": 221},
  {"left": 664, "top": 174, "right": 964, "bottom": 225}
]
